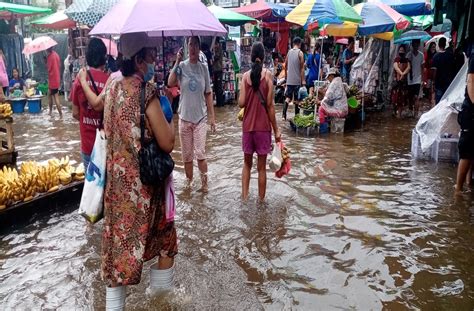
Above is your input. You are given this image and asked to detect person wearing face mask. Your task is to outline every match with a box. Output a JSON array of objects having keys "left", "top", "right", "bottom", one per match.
[
  {"left": 78, "top": 32, "right": 177, "bottom": 310},
  {"left": 392, "top": 45, "right": 411, "bottom": 118},
  {"left": 168, "top": 36, "right": 216, "bottom": 192}
]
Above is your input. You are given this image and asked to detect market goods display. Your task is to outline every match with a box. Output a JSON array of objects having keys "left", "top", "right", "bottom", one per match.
[
  {"left": 298, "top": 96, "right": 317, "bottom": 110},
  {"left": 294, "top": 113, "right": 318, "bottom": 128},
  {"left": 0, "top": 157, "right": 83, "bottom": 209},
  {"left": 0, "top": 103, "right": 12, "bottom": 118},
  {"left": 347, "top": 84, "right": 360, "bottom": 98}
]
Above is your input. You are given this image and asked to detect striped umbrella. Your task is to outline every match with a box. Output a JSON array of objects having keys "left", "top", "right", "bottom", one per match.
[{"left": 285, "top": 0, "right": 362, "bottom": 29}]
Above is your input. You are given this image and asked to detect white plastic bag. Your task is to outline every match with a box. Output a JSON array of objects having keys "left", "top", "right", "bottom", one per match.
[
  {"left": 78, "top": 129, "right": 107, "bottom": 223},
  {"left": 269, "top": 144, "right": 282, "bottom": 172}
]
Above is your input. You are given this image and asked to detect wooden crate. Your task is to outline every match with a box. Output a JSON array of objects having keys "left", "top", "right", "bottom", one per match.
[{"left": 0, "top": 116, "right": 16, "bottom": 164}]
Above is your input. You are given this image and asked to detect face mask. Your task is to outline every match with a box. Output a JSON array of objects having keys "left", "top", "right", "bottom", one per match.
[
  {"left": 143, "top": 62, "right": 155, "bottom": 82},
  {"left": 399, "top": 52, "right": 406, "bottom": 58}
]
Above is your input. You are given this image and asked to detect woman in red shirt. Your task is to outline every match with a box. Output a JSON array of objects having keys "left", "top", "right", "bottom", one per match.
[
  {"left": 423, "top": 42, "right": 436, "bottom": 106},
  {"left": 238, "top": 42, "right": 281, "bottom": 201}
]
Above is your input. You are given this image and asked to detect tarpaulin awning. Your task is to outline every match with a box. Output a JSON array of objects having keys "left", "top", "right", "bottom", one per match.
[
  {"left": 0, "top": 1, "right": 51, "bottom": 20},
  {"left": 234, "top": 0, "right": 295, "bottom": 23},
  {"left": 208, "top": 4, "right": 256, "bottom": 26},
  {"left": 30, "top": 11, "right": 76, "bottom": 30}
]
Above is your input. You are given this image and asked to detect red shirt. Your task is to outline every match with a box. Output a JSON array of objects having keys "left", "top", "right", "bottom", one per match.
[
  {"left": 242, "top": 74, "right": 271, "bottom": 133},
  {"left": 71, "top": 68, "right": 109, "bottom": 155},
  {"left": 46, "top": 51, "right": 61, "bottom": 89}
]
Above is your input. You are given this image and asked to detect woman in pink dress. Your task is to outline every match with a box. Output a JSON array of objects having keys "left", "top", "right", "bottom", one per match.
[{"left": 0, "top": 49, "right": 9, "bottom": 95}]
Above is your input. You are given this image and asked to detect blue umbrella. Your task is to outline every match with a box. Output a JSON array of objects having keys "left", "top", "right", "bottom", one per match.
[
  {"left": 394, "top": 30, "right": 431, "bottom": 44},
  {"left": 371, "top": 0, "right": 431, "bottom": 17}
]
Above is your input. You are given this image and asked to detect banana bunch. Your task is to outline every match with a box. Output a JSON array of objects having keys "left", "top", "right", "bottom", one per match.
[
  {"left": 37, "top": 165, "right": 60, "bottom": 193},
  {"left": 8, "top": 173, "right": 37, "bottom": 203},
  {"left": 58, "top": 164, "right": 74, "bottom": 185},
  {"left": 20, "top": 161, "right": 40, "bottom": 176},
  {"left": 0, "top": 103, "right": 12, "bottom": 118},
  {"left": 74, "top": 163, "right": 85, "bottom": 181},
  {"left": 0, "top": 166, "right": 18, "bottom": 184},
  {"left": 281, "top": 146, "right": 291, "bottom": 162},
  {"left": 0, "top": 183, "right": 12, "bottom": 208}
]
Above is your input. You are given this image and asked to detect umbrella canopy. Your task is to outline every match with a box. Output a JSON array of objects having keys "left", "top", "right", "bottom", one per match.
[
  {"left": 234, "top": 0, "right": 295, "bottom": 22},
  {"left": 90, "top": 0, "right": 227, "bottom": 37},
  {"left": 30, "top": 11, "right": 76, "bottom": 30},
  {"left": 98, "top": 37, "right": 118, "bottom": 57},
  {"left": 394, "top": 29, "right": 431, "bottom": 44},
  {"left": 285, "top": 0, "right": 362, "bottom": 28},
  {"left": 0, "top": 1, "right": 51, "bottom": 20},
  {"left": 208, "top": 4, "right": 255, "bottom": 26},
  {"left": 354, "top": 2, "right": 410, "bottom": 36},
  {"left": 22, "top": 36, "right": 57, "bottom": 56},
  {"left": 425, "top": 34, "right": 451, "bottom": 51},
  {"left": 368, "top": 0, "right": 431, "bottom": 17},
  {"left": 65, "top": 0, "right": 119, "bottom": 27}
]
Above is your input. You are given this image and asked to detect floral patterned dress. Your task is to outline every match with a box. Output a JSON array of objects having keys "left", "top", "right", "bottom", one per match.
[{"left": 101, "top": 76, "right": 177, "bottom": 287}]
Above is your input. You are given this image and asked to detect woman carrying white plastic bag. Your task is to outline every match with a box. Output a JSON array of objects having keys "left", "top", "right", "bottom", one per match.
[{"left": 78, "top": 128, "right": 106, "bottom": 223}]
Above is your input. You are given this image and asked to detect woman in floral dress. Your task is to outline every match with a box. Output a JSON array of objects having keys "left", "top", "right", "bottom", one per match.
[{"left": 78, "top": 33, "right": 177, "bottom": 310}]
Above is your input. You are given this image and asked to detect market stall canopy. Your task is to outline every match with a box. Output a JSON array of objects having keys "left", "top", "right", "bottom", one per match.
[
  {"left": 353, "top": 2, "right": 410, "bottom": 36},
  {"left": 321, "top": 22, "right": 397, "bottom": 40},
  {"left": 208, "top": 4, "right": 256, "bottom": 26},
  {"left": 233, "top": 0, "right": 295, "bottom": 23},
  {"left": 368, "top": 0, "right": 431, "bottom": 17},
  {"left": 394, "top": 29, "right": 431, "bottom": 44},
  {"left": 90, "top": 0, "right": 227, "bottom": 37},
  {"left": 285, "top": 0, "right": 362, "bottom": 29},
  {"left": 0, "top": 1, "right": 51, "bottom": 20},
  {"left": 22, "top": 36, "right": 57, "bottom": 56},
  {"left": 30, "top": 11, "right": 76, "bottom": 30},
  {"left": 65, "top": 0, "right": 119, "bottom": 27}
]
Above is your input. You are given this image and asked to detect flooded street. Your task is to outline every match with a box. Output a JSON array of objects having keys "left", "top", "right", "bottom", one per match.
[{"left": 1, "top": 102, "right": 474, "bottom": 310}]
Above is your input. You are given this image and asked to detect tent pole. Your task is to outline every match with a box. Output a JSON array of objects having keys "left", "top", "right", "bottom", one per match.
[
  {"left": 361, "top": 36, "right": 366, "bottom": 129},
  {"left": 314, "top": 36, "right": 323, "bottom": 120}
]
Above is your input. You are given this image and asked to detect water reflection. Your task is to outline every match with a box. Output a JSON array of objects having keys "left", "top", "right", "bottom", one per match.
[{"left": 0, "top": 105, "right": 473, "bottom": 309}]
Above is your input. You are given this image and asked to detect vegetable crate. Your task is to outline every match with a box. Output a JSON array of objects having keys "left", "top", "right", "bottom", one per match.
[{"left": 0, "top": 117, "right": 16, "bottom": 164}]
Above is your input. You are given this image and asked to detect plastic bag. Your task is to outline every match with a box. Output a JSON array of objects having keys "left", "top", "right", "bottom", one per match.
[
  {"left": 298, "top": 86, "right": 308, "bottom": 100},
  {"left": 269, "top": 143, "right": 282, "bottom": 172},
  {"left": 238, "top": 107, "right": 245, "bottom": 121},
  {"left": 78, "top": 129, "right": 107, "bottom": 223},
  {"left": 165, "top": 173, "right": 175, "bottom": 223},
  {"left": 276, "top": 141, "right": 291, "bottom": 178}
]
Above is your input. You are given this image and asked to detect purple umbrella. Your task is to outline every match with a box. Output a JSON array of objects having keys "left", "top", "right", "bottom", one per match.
[{"left": 90, "top": 0, "right": 227, "bottom": 37}]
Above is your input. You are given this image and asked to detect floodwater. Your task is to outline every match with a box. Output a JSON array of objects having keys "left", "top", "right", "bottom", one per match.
[{"left": 1, "top": 102, "right": 474, "bottom": 310}]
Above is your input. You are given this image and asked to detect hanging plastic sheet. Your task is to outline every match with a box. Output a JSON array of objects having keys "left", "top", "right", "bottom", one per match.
[
  {"left": 415, "top": 60, "right": 468, "bottom": 152},
  {"left": 0, "top": 34, "right": 27, "bottom": 79},
  {"left": 349, "top": 38, "right": 383, "bottom": 97}
]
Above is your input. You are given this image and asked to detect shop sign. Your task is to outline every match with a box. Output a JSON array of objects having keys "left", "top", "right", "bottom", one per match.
[{"left": 215, "top": 0, "right": 240, "bottom": 8}]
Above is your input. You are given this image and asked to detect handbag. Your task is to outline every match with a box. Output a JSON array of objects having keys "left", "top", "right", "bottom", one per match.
[{"left": 138, "top": 82, "right": 175, "bottom": 185}]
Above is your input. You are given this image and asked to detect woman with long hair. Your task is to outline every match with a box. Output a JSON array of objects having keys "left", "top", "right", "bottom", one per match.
[
  {"left": 423, "top": 42, "right": 436, "bottom": 106},
  {"left": 78, "top": 33, "right": 177, "bottom": 310},
  {"left": 239, "top": 42, "right": 281, "bottom": 201},
  {"left": 392, "top": 45, "right": 411, "bottom": 118}
]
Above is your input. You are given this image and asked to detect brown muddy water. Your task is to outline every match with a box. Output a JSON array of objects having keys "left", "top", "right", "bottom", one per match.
[{"left": 0, "top": 102, "right": 473, "bottom": 310}]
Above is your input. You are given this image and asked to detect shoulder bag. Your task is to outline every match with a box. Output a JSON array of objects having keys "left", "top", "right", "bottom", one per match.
[{"left": 138, "top": 82, "right": 175, "bottom": 185}]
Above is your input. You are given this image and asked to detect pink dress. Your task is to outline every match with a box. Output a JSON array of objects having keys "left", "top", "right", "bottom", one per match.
[{"left": 0, "top": 57, "right": 8, "bottom": 88}]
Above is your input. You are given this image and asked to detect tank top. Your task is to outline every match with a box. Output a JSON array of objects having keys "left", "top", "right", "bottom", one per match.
[
  {"left": 286, "top": 48, "right": 302, "bottom": 86},
  {"left": 243, "top": 71, "right": 271, "bottom": 133}
]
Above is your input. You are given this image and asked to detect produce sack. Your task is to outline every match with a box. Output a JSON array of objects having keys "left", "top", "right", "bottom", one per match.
[
  {"left": 276, "top": 141, "right": 291, "bottom": 178},
  {"left": 78, "top": 129, "right": 106, "bottom": 223},
  {"left": 165, "top": 173, "right": 175, "bottom": 223},
  {"left": 269, "top": 142, "right": 282, "bottom": 172}
]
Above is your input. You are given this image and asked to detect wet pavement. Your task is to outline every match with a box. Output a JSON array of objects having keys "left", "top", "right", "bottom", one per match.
[{"left": 1, "top": 101, "right": 474, "bottom": 310}]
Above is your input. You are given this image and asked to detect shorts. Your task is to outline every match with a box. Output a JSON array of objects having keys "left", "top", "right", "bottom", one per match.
[
  {"left": 179, "top": 117, "right": 207, "bottom": 163},
  {"left": 458, "top": 131, "right": 474, "bottom": 160},
  {"left": 285, "top": 85, "right": 300, "bottom": 101},
  {"left": 242, "top": 131, "right": 271, "bottom": 156},
  {"left": 408, "top": 84, "right": 421, "bottom": 98},
  {"left": 49, "top": 88, "right": 59, "bottom": 95}
]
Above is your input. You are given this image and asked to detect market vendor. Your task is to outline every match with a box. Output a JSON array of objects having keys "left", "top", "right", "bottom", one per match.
[
  {"left": 8, "top": 68, "right": 26, "bottom": 96},
  {"left": 318, "top": 68, "right": 348, "bottom": 125}
]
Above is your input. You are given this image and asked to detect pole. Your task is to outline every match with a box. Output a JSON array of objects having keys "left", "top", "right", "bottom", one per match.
[
  {"left": 360, "top": 36, "right": 366, "bottom": 128},
  {"left": 314, "top": 36, "right": 323, "bottom": 120}
]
